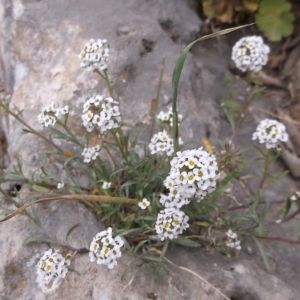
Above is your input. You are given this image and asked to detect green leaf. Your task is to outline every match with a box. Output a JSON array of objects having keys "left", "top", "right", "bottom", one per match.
[
  {"left": 172, "top": 236, "right": 201, "bottom": 247},
  {"left": 134, "top": 240, "right": 148, "bottom": 253},
  {"left": 284, "top": 198, "right": 292, "bottom": 218},
  {"left": 31, "top": 206, "right": 42, "bottom": 228},
  {"left": 64, "top": 223, "right": 80, "bottom": 241},
  {"left": 171, "top": 24, "right": 252, "bottom": 151},
  {"left": 31, "top": 185, "right": 49, "bottom": 193},
  {"left": 252, "top": 236, "right": 270, "bottom": 271},
  {"left": 144, "top": 255, "right": 162, "bottom": 262},
  {"left": 22, "top": 128, "right": 33, "bottom": 134},
  {"left": 256, "top": 0, "right": 294, "bottom": 41},
  {"left": 22, "top": 233, "right": 52, "bottom": 246}
]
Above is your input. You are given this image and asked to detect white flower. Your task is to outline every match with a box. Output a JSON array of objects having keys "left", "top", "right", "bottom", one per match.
[
  {"left": 291, "top": 195, "right": 297, "bottom": 201},
  {"left": 232, "top": 36, "right": 270, "bottom": 72},
  {"left": 149, "top": 130, "right": 183, "bottom": 156},
  {"left": 82, "top": 145, "right": 101, "bottom": 163},
  {"left": 82, "top": 95, "right": 121, "bottom": 134},
  {"left": 36, "top": 248, "right": 71, "bottom": 293},
  {"left": 252, "top": 119, "right": 288, "bottom": 149},
  {"left": 138, "top": 198, "right": 150, "bottom": 209},
  {"left": 89, "top": 227, "right": 123, "bottom": 269},
  {"left": 159, "top": 193, "right": 190, "bottom": 209},
  {"left": 38, "top": 102, "right": 69, "bottom": 127},
  {"left": 155, "top": 207, "right": 189, "bottom": 241},
  {"left": 157, "top": 107, "right": 183, "bottom": 127},
  {"left": 79, "top": 38, "right": 110, "bottom": 71},
  {"left": 226, "top": 229, "right": 237, "bottom": 239},
  {"left": 225, "top": 230, "right": 241, "bottom": 251},
  {"left": 59, "top": 105, "right": 69, "bottom": 115},
  {"left": 275, "top": 219, "right": 282, "bottom": 224},
  {"left": 165, "top": 148, "right": 219, "bottom": 202},
  {"left": 102, "top": 181, "right": 111, "bottom": 189},
  {"left": 57, "top": 182, "right": 64, "bottom": 189}
]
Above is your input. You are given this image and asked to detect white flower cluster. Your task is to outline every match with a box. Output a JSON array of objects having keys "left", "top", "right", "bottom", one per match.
[
  {"left": 38, "top": 102, "right": 69, "bottom": 127},
  {"left": 157, "top": 107, "right": 183, "bottom": 127},
  {"left": 225, "top": 230, "right": 241, "bottom": 251},
  {"left": 155, "top": 148, "right": 219, "bottom": 239},
  {"left": 89, "top": 227, "right": 124, "bottom": 269},
  {"left": 149, "top": 130, "right": 183, "bottom": 156},
  {"left": 155, "top": 207, "right": 189, "bottom": 241},
  {"left": 159, "top": 193, "right": 190, "bottom": 209},
  {"left": 252, "top": 119, "right": 288, "bottom": 149},
  {"left": 78, "top": 38, "right": 109, "bottom": 71},
  {"left": 36, "top": 248, "right": 71, "bottom": 293},
  {"left": 231, "top": 36, "right": 270, "bottom": 72},
  {"left": 82, "top": 145, "right": 101, "bottom": 163},
  {"left": 165, "top": 148, "right": 220, "bottom": 202},
  {"left": 82, "top": 95, "right": 121, "bottom": 133}
]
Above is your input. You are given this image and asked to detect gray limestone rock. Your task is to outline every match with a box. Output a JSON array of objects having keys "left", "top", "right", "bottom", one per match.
[{"left": 0, "top": 0, "right": 300, "bottom": 299}]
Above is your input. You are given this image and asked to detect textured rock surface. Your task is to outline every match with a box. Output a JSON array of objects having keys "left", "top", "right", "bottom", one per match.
[{"left": 0, "top": 0, "right": 300, "bottom": 299}]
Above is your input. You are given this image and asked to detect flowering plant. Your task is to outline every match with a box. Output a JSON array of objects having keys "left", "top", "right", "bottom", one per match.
[{"left": 0, "top": 25, "right": 298, "bottom": 298}]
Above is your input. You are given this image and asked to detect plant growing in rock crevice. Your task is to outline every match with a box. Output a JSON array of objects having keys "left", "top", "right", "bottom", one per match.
[{"left": 0, "top": 26, "right": 299, "bottom": 298}]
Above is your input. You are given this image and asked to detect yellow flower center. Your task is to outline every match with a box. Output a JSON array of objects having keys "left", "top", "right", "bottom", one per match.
[{"left": 188, "top": 175, "right": 194, "bottom": 181}]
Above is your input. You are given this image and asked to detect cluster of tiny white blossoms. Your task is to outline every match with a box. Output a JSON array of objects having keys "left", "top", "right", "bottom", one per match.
[
  {"left": 78, "top": 38, "right": 109, "bottom": 71},
  {"left": 155, "top": 148, "right": 219, "bottom": 239},
  {"left": 155, "top": 207, "right": 189, "bottom": 241},
  {"left": 231, "top": 36, "right": 270, "bottom": 72},
  {"left": 38, "top": 102, "right": 69, "bottom": 127},
  {"left": 225, "top": 230, "right": 241, "bottom": 251},
  {"left": 138, "top": 198, "right": 150, "bottom": 209},
  {"left": 165, "top": 148, "right": 220, "bottom": 202},
  {"left": 82, "top": 145, "right": 101, "bottom": 163},
  {"left": 82, "top": 95, "right": 121, "bottom": 133},
  {"left": 252, "top": 119, "right": 288, "bottom": 149},
  {"left": 157, "top": 107, "right": 183, "bottom": 127},
  {"left": 89, "top": 227, "right": 124, "bottom": 269},
  {"left": 149, "top": 130, "right": 183, "bottom": 156},
  {"left": 159, "top": 193, "right": 190, "bottom": 209},
  {"left": 36, "top": 248, "right": 71, "bottom": 292}
]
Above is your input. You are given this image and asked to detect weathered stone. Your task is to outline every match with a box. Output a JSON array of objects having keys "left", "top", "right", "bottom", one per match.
[{"left": 1, "top": 0, "right": 300, "bottom": 299}]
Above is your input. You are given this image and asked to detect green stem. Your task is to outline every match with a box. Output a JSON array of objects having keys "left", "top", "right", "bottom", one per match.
[
  {"left": 172, "top": 106, "right": 179, "bottom": 155},
  {"left": 95, "top": 69, "right": 113, "bottom": 97},
  {"left": 259, "top": 149, "right": 271, "bottom": 190},
  {"left": 111, "top": 130, "right": 129, "bottom": 164},
  {"left": 104, "top": 70, "right": 113, "bottom": 97},
  {"left": 160, "top": 238, "right": 169, "bottom": 259},
  {"left": 0, "top": 102, "right": 65, "bottom": 154},
  {"left": 56, "top": 119, "right": 84, "bottom": 148}
]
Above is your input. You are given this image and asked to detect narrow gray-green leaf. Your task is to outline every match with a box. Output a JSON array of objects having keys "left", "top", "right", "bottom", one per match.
[
  {"left": 172, "top": 24, "right": 253, "bottom": 152},
  {"left": 64, "top": 223, "right": 80, "bottom": 242},
  {"left": 252, "top": 236, "right": 270, "bottom": 271}
]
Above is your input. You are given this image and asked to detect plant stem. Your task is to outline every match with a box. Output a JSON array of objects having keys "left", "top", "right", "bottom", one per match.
[
  {"left": 0, "top": 102, "right": 65, "bottom": 154},
  {"left": 104, "top": 70, "right": 113, "bottom": 97},
  {"left": 111, "top": 129, "right": 129, "bottom": 164},
  {"left": 259, "top": 149, "right": 271, "bottom": 190},
  {"left": 0, "top": 194, "right": 139, "bottom": 222},
  {"left": 56, "top": 120, "right": 84, "bottom": 148}
]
